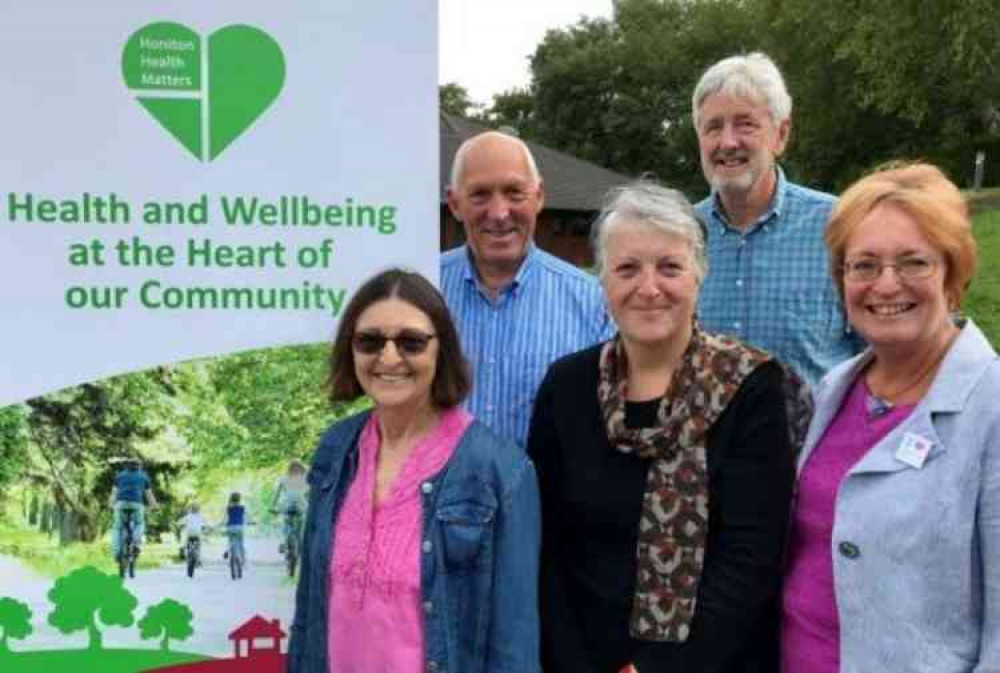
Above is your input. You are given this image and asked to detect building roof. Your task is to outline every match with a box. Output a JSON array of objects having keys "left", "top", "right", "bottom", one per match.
[
  {"left": 440, "top": 111, "right": 631, "bottom": 211},
  {"left": 228, "top": 615, "right": 286, "bottom": 640}
]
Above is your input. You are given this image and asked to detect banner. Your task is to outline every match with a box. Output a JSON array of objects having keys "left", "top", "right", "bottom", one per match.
[{"left": 0, "top": 2, "right": 436, "bottom": 671}]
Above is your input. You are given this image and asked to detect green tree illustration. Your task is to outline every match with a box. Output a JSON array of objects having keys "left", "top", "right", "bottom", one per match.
[
  {"left": 0, "top": 597, "right": 33, "bottom": 652},
  {"left": 47, "top": 566, "right": 137, "bottom": 650},
  {"left": 138, "top": 599, "right": 194, "bottom": 652}
]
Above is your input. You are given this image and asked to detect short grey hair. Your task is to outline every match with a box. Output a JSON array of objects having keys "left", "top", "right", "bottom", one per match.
[
  {"left": 691, "top": 52, "right": 792, "bottom": 129},
  {"left": 449, "top": 131, "right": 541, "bottom": 188},
  {"left": 592, "top": 180, "right": 707, "bottom": 283}
]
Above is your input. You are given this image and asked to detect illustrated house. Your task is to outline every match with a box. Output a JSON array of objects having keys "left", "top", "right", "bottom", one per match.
[{"left": 228, "top": 615, "right": 286, "bottom": 660}]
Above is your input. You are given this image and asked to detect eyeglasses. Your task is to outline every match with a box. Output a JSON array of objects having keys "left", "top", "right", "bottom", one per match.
[
  {"left": 843, "top": 256, "right": 938, "bottom": 283},
  {"left": 351, "top": 329, "right": 437, "bottom": 356}
]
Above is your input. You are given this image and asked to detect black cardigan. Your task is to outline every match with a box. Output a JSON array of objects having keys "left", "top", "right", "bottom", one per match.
[{"left": 526, "top": 343, "right": 794, "bottom": 673}]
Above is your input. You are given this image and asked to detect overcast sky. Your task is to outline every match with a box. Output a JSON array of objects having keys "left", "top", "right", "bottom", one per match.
[{"left": 439, "top": 0, "right": 614, "bottom": 106}]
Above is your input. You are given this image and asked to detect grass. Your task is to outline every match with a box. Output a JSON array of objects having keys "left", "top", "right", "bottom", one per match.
[
  {"left": 0, "top": 648, "right": 208, "bottom": 673},
  {"left": 965, "top": 210, "right": 1000, "bottom": 347},
  {"left": 0, "top": 521, "right": 175, "bottom": 578}
]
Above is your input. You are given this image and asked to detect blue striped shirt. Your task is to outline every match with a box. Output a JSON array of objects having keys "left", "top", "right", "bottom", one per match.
[
  {"left": 695, "top": 168, "right": 864, "bottom": 387},
  {"left": 441, "top": 245, "right": 614, "bottom": 447}
]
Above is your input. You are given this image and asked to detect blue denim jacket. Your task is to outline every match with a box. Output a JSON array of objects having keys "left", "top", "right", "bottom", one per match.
[{"left": 287, "top": 410, "right": 541, "bottom": 673}]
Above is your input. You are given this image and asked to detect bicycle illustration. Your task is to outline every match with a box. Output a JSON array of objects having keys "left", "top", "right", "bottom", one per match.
[
  {"left": 273, "top": 506, "right": 303, "bottom": 578},
  {"left": 117, "top": 509, "right": 139, "bottom": 579}
]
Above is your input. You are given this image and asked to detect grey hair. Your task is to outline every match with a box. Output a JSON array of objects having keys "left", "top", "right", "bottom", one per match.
[
  {"left": 591, "top": 180, "right": 707, "bottom": 283},
  {"left": 691, "top": 52, "right": 792, "bottom": 129},
  {"left": 449, "top": 131, "right": 541, "bottom": 188}
]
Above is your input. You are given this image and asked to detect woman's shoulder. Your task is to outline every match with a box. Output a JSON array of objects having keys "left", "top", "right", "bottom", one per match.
[
  {"left": 311, "top": 410, "right": 371, "bottom": 468},
  {"left": 542, "top": 341, "right": 606, "bottom": 386},
  {"left": 446, "top": 420, "right": 534, "bottom": 495}
]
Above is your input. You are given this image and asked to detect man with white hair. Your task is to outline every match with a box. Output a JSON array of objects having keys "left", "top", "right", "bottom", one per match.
[
  {"left": 442, "top": 131, "right": 614, "bottom": 447},
  {"left": 691, "top": 52, "right": 862, "bottom": 386}
]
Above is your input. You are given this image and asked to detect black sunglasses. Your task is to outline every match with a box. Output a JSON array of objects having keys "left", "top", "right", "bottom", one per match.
[{"left": 352, "top": 329, "right": 437, "bottom": 356}]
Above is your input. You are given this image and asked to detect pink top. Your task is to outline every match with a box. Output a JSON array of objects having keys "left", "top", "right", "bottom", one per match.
[
  {"left": 781, "top": 377, "right": 913, "bottom": 673},
  {"left": 327, "top": 408, "right": 472, "bottom": 673}
]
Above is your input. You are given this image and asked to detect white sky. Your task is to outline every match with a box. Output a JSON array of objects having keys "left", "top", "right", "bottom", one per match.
[{"left": 439, "top": 0, "right": 614, "bottom": 106}]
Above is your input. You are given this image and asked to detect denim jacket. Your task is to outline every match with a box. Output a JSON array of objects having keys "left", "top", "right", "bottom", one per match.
[{"left": 287, "top": 410, "right": 541, "bottom": 673}]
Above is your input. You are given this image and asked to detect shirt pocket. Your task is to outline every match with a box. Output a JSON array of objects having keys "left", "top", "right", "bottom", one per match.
[{"left": 435, "top": 497, "right": 496, "bottom": 573}]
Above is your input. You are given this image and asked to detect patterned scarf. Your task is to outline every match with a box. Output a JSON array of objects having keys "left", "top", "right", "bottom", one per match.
[{"left": 597, "top": 326, "right": 811, "bottom": 642}]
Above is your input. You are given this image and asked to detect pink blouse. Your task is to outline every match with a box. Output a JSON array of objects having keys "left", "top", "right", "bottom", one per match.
[{"left": 327, "top": 408, "right": 472, "bottom": 673}]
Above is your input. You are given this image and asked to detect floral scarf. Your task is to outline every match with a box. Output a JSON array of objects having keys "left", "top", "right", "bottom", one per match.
[{"left": 597, "top": 326, "right": 811, "bottom": 642}]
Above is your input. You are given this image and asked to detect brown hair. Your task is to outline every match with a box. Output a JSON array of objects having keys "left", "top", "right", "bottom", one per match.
[
  {"left": 327, "top": 268, "right": 471, "bottom": 408},
  {"left": 825, "top": 162, "right": 977, "bottom": 309}
]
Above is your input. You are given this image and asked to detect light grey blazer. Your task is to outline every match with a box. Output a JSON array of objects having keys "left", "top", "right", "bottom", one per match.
[{"left": 795, "top": 319, "right": 1000, "bottom": 673}]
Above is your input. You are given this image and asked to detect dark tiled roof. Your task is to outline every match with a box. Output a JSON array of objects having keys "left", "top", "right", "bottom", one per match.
[{"left": 440, "top": 111, "right": 631, "bottom": 211}]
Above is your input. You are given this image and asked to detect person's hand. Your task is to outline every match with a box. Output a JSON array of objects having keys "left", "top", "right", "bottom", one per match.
[{"left": 618, "top": 665, "right": 638, "bottom": 673}]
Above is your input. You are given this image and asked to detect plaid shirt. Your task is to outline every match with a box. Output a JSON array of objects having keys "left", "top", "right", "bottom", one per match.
[
  {"left": 695, "top": 168, "right": 864, "bottom": 387},
  {"left": 441, "top": 244, "right": 615, "bottom": 448}
]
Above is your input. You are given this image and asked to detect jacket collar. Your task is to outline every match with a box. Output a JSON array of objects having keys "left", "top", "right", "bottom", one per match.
[{"left": 798, "top": 319, "right": 996, "bottom": 475}]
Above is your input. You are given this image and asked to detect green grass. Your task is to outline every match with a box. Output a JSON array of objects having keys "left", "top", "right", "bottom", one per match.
[
  {"left": 965, "top": 210, "right": 1000, "bottom": 347},
  {"left": 0, "top": 648, "right": 208, "bottom": 673},
  {"left": 0, "top": 521, "right": 175, "bottom": 578}
]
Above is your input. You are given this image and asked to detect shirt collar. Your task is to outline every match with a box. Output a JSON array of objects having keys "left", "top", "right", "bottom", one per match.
[
  {"left": 710, "top": 165, "right": 788, "bottom": 234},
  {"left": 461, "top": 243, "right": 539, "bottom": 295}
]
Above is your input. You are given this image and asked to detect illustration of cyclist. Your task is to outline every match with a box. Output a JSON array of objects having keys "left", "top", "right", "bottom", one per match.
[
  {"left": 177, "top": 503, "right": 209, "bottom": 562},
  {"left": 223, "top": 492, "right": 248, "bottom": 567},
  {"left": 109, "top": 457, "right": 158, "bottom": 560},
  {"left": 271, "top": 459, "right": 308, "bottom": 553}
]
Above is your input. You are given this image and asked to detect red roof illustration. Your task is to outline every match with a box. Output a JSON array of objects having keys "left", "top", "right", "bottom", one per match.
[{"left": 228, "top": 615, "right": 287, "bottom": 640}]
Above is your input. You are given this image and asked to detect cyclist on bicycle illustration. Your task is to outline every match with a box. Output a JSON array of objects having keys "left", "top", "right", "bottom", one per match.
[
  {"left": 223, "top": 492, "right": 248, "bottom": 564},
  {"left": 177, "top": 503, "right": 209, "bottom": 561},
  {"left": 271, "top": 459, "right": 308, "bottom": 554},
  {"left": 109, "top": 457, "right": 158, "bottom": 561}
]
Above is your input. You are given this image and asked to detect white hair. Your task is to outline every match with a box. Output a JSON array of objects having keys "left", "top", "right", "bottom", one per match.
[
  {"left": 692, "top": 52, "right": 792, "bottom": 129},
  {"left": 592, "top": 180, "right": 707, "bottom": 283}
]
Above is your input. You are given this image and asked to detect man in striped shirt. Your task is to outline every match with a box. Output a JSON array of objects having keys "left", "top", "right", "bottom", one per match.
[
  {"left": 692, "top": 53, "right": 863, "bottom": 386},
  {"left": 441, "top": 132, "right": 614, "bottom": 447}
]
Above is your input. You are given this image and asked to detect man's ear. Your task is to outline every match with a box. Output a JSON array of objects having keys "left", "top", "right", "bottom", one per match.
[
  {"left": 774, "top": 118, "right": 791, "bottom": 158},
  {"left": 445, "top": 186, "right": 462, "bottom": 221},
  {"left": 535, "top": 179, "right": 546, "bottom": 214}
]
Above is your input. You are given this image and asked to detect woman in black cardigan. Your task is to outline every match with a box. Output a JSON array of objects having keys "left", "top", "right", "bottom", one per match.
[{"left": 526, "top": 181, "right": 804, "bottom": 673}]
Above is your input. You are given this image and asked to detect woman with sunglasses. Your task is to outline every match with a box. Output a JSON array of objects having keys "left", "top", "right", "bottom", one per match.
[
  {"left": 781, "top": 163, "right": 999, "bottom": 672},
  {"left": 287, "top": 268, "right": 541, "bottom": 673}
]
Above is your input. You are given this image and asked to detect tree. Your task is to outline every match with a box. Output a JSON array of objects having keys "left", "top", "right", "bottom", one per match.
[
  {"left": 526, "top": 0, "right": 762, "bottom": 196},
  {"left": 138, "top": 599, "right": 194, "bottom": 652},
  {"left": 483, "top": 87, "right": 537, "bottom": 138},
  {"left": 439, "top": 82, "right": 479, "bottom": 117},
  {"left": 47, "top": 566, "right": 137, "bottom": 651},
  {"left": 0, "top": 597, "right": 32, "bottom": 653}
]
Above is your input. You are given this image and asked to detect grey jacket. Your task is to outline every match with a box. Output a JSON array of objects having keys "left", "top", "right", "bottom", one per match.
[{"left": 796, "top": 319, "right": 1000, "bottom": 673}]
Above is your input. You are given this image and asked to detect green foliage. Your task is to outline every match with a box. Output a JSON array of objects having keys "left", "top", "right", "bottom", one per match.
[
  {"left": 965, "top": 210, "right": 1000, "bottom": 346},
  {"left": 46, "top": 566, "right": 138, "bottom": 651},
  {"left": 138, "top": 599, "right": 194, "bottom": 652},
  {"left": 0, "top": 598, "right": 32, "bottom": 652},
  {"left": 486, "top": 0, "right": 1000, "bottom": 195},
  {"left": 439, "top": 82, "right": 480, "bottom": 117},
  {"left": 0, "top": 406, "right": 30, "bottom": 505}
]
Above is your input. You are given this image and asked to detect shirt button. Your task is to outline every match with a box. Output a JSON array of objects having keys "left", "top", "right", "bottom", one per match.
[
  {"left": 733, "top": 321, "right": 742, "bottom": 329},
  {"left": 427, "top": 663, "right": 439, "bottom": 672},
  {"left": 739, "top": 238, "right": 747, "bottom": 247},
  {"left": 839, "top": 541, "right": 861, "bottom": 559},
  {"left": 423, "top": 601, "right": 434, "bottom": 614},
  {"left": 422, "top": 540, "right": 432, "bottom": 553},
  {"left": 420, "top": 482, "right": 433, "bottom": 495},
  {"left": 735, "top": 279, "right": 743, "bottom": 287}
]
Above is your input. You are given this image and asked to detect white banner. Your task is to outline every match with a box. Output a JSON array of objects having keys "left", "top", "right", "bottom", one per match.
[{"left": 0, "top": 0, "right": 438, "bottom": 405}]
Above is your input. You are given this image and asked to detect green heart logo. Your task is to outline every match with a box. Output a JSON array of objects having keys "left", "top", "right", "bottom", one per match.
[{"left": 122, "top": 22, "right": 285, "bottom": 161}]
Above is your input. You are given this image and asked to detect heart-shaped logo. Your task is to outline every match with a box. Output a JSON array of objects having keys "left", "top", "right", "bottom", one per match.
[{"left": 122, "top": 22, "right": 285, "bottom": 161}]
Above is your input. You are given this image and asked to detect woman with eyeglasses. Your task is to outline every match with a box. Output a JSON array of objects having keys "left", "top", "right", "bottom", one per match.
[
  {"left": 287, "top": 268, "right": 541, "bottom": 673},
  {"left": 781, "top": 163, "right": 999, "bottom": 673}
]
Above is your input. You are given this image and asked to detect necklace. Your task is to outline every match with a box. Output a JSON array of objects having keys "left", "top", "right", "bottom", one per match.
[{"left": 865, "top": 329, "right": 959, "bottom": 406}]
